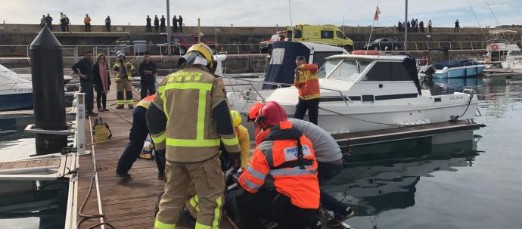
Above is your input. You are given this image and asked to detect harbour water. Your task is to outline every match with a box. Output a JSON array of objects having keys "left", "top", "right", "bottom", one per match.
[
  {"left": 1, "top": 75, "right": 521, "bottom": 229},
  {"left": 325, "top": 75, "right": 522, "bottom": 229}
]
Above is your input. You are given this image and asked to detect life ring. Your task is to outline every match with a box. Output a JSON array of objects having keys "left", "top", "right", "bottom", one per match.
[
  {"left": 352, "top": 50, "right": 381, "bottom": 55},
  {"left": 491, "top": 44, "right": 499, "bottom": 51}
]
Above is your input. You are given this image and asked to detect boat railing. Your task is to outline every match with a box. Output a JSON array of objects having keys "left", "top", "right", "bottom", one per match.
[{"left": 222, "top": 76, "right": 352, "bottom": 105}]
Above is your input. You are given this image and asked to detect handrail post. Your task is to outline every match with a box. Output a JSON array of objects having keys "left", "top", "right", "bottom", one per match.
[{"left": 75, "top": 93, "right": 89, "bottom": 155}]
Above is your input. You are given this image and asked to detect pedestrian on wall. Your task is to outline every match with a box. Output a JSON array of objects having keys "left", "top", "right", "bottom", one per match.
[
  {"left": 72, "top": 51, "right": 97, "bottom": 117},
  {"left": 40, "top": 15, "right": 46, "bottom": 29},
  {"left": 60, "top": 12, "right": 66, "bottom": 31},
  {"left": 84, "top": 14, "right": 91, "bottom": 32},
  {"left": 172, "top": 15, "right": 178, "bottom": 32},
  {"left": 93, "top": 53, "right": 111, "bottom": 112},
  {"left": 64, "top": 15, "right": 70, "bottom": 32},
  {"left": 160, "top": 15, "right": 166, "bottom": 33},
  {"left": 154, "top": 15, "right": 159, "bottom": 33},
  {"left": 138, "top": 52, "right": 157, "bottom": 99},
  {"left": 105, "top": 16, "right": 111, "bottom": 32},
  {"left": 178, "top": 15, "right": 183, "bottom": 33},
  {"left": 419, "top": 20, "right": 425, "bottom": 33},
  {"left": 455, "top": 19, "right": 460, "bottom": 32},
  {"left": 428, "top": 19, "right": 433, "bottom": 33},
  {"left": 294, "top": 56, "right": 320, "bottom": 125},
  {"left": 146, "top": 15, "right": 152, "bottom": 32},
  {"left": 45, "top": 13, "right": 53, "bottom": 31}
]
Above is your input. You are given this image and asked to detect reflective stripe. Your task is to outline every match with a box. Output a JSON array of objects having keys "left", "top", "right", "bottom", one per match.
[
  {"left": 195, "top": 222, "right": 212, "bottom": 229},
  {"left": 154, "top": 219, "right": 175, "bottom": 229},
  {"left": 243, "top": 178, "right": 261, "bottom": 190},
  {"left": 117, "top": 100, "right": 125, "bottom": 105},
  {"left": 247, "top": 166, "right": 266, "bottom": 181},
  {"left": 158, "top": 85, "right": 166, "bottom": 93},
  {"left": 258, "top": 142, "right": 274, "bottom": 167},
  {"left": 221, "top": 136, "right": 239, "bottom": 146},
  {"left": 151, "top": 132, "right": 166, "bottom": 144},
  {"left": 212, "top": 196, "right": 222, "bottom": 228},
  {"left": 189, "top": 195, "right": 200, "bottom": 212},
  {"left": 166, "top": 138, "right": 220, "bottom": 147},
  {"left": 197, "top": 89, "right": 206, "bottom": 140},
  {"left": 163, "top": 82, "right": 213, "bottom": 91},
  {"left": 269, "top": 166, "right": 317, "bottom": 177}
]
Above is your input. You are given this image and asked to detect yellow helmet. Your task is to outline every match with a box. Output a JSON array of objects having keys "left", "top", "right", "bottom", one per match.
[
  {"left": 230, "top": 110, "right": 242, "bottom": 127},
  {"left": 179, "top": 43, "right": 216, "bottom": 72}
]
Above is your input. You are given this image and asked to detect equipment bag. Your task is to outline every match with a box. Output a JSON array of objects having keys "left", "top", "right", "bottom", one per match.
[{"left": 92, "top": 117, "right": 112, "bottom": 143}]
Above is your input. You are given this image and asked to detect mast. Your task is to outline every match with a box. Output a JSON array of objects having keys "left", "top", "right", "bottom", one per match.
[{"left": 404, "top": 0, "right": 408, "bottom": 51}]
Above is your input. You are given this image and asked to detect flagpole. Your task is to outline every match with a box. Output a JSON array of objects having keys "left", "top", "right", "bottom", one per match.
[
  {"left": 404, "top": 0, "right": 408, "bottom": 51},
  {"left": 367, "top": 0, "right": 380, "bottom": 51}
]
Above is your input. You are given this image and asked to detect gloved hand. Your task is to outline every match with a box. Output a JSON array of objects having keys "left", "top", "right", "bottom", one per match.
[{"left": 227, "top": 152, "right": 241, "bottom": 172}]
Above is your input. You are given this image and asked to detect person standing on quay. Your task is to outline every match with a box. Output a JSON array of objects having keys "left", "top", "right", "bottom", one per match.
[
  {"left": 64, "top": 15, "right": 70, "bottom": 32},
  {"left": 84, "top": 14, "right": 91, "bottom": 32},
  {"left": 72, "top": 51, "right": 97, "bottom": 117},
  {"left": 172, "top": 15, "right": 178, "bottom": 32},
  {"left": 455, "top": 19, "right": 460, "bottom": 32},
  {"left": 428, "top": 19, "right": 433, "bottom": 33},
  {"left": 93, "top": 53, "right": 111, "bottom": 112},
  {"left": 113, "top": 51, "right": 135, "bottom": 109},
  {"left": 160, "top": 15, "right": 166, "bottom": 33},
  {"left": 294, "top": 56, "right": 320, "bottom": 125},
  {"left": 138, "top": 52, "right": 157, "bottom": 99},
  {"left": 45, "top": 13, "right": 53, "bottom": 31},
  {"left": 178, "top": 15, "right": 183, "bottom": 33},
  {"left": 60, "top": 12, "right": 66, "bottom": 32},
  {"left": 154, "top": 15, "right": 159, "bottom": 33},
  {"left": 146, "top": 15, "right": 152, "bottom": 32},
  {"left": 40, "top": 15, "right": 46, "bottom": 29},
  {"left": 105, "top": 16, "right": 111, "bottom": 32}
]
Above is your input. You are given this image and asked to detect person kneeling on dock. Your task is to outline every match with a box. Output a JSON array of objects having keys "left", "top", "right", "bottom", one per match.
[
  {"left": 113, "top": 51, "right": 135, "bottom": 109},
  {"left": 233, "top": 101, "right": 320, "bottom": 229},
  {"left": 116, "top": 95, "right": 166, "bottom": 180},
  {"left": 248, "top": 102, "right": 355, "bottom": 227}
]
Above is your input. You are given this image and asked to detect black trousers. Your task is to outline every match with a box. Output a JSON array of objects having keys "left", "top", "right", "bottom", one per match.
[
  {"left": 96, "top": 90, "right": 107, "bottom": 110},
  {"left": 229, "top": 189, "right": 317, "bottom": 229},
  {"left": 294, "top": 98, "right": 320, "bottom": 125},
  {"left": 140, "top": 78, "right": 156, "bottom": 99},
  {"left": 117, "top": 106, "right": 150, "bottom": 174},
  {"left": 80, "top": 82, "right": 94, "bottom": 113}
]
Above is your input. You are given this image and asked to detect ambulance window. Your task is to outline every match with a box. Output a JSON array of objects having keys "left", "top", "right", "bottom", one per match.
[
  {"left": 294, "top": 30, "right": 302, "bottom": 38},
  {"left": 321, "top": 30, "right": 334, "bottom": 39},
  {"left": 336, "top": 31, "right": 346, "bottom": 39}
]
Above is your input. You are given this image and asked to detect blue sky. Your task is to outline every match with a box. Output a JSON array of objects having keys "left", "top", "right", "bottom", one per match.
[{"left": 1, "top": 0, "right": 521, "bottom": 28}]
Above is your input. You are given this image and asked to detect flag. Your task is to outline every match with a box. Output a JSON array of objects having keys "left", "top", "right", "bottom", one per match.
[{"left": 374, "top": 6, "right": 381, "bottom": 21}]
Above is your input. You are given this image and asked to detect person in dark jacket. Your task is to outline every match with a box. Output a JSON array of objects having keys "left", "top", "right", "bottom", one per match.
[
  {"left": 146, "top": 15, "right": 152, "bottom": 32},
  {"left": 178, "top": 15, "right": 183, "bottom": 32},
  {"left": 154, "top": 15, "right": 159, "bottom": 33},
  {"left": 138, "top": 52, "right": 157, "bottom": 99},
  {"left": 93, "top": 53, "right": 111, "bottom": 112},
  {"left": 45, "top": 13, "right": 53, "bottom": 31},
  {"left": 72, "top": 51, "right": 96, "bottom": 116},
  {"left": 105, "top": 16, "right": 111, "bottom": 32},
  {"left": 160, "top": 15, "right": 166, "bottom": 33},
  {"left": 172, "top": 15, "right": 178, "bottom": 33}
]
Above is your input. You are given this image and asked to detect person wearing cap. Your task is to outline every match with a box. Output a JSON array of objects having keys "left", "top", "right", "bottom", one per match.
[
  {"left": 147, "top": 43, "right": 240, "bottom": 229},
  {"left": 113, "top": 51, "right": 135, "bottom": 109},
  {"left": 294, "top": 56, "right": 320, "bottom": 125}
]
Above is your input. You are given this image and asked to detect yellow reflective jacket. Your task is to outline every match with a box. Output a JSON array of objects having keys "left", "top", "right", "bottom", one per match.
[{"left": 113, "top": 60, "right": 135, "bottom": 82}]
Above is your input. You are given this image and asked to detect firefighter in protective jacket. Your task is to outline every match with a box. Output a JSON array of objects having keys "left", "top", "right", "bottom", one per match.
[{"left": 147, "top": 43, "right": 240, "bottom": 229}]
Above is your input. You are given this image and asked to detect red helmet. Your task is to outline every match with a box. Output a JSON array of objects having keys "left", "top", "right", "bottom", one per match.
[
  {"left": 247, "top": 102, "right": 264, "bottom": 122},
  {"left": 255, "top": 101, "right": 287, "bottom": 128}
]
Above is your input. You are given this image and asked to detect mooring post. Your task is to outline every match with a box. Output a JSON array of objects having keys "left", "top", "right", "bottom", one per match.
[{"left": 29, "top": 26, "right": 67, "bottom": 155}]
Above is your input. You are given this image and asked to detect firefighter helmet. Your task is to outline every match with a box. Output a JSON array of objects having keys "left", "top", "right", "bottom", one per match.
[
  {"left": 255, "top": 101, "right": 287, "bottom": 128},
  {"left": 178, "top": 43, "right": 216, "bottom": 72},
  {"left": 247, "top": 102, "right": 264, "bottom": 122}
]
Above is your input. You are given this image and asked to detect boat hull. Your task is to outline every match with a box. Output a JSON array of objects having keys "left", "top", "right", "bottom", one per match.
[
  {"left": 433, "top": 65, "right": 486, "bottom": 78},
  {"left": 0, "top": 92, "right": 33, "bottom": 111}
]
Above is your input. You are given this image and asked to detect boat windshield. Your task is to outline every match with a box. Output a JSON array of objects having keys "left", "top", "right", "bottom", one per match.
[
  {"left": 510, "top": 50, "right": 522, "bottom": 56},
  {"left": 318, "top": 59, "right": 371, "bottom": 82}
]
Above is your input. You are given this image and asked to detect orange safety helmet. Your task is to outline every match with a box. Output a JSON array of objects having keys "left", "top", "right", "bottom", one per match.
[
  {"left": 255, "top": 101, "right": 287, "bottom": 129},
  {"left": 247, "top": 102, "right": 265, "bottom": 122}
]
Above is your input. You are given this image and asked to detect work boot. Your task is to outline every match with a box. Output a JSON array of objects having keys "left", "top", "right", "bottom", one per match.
[
  {"left": 128, "top": 104, "right": 134, "bottom": 109},
  {"left": 116, "top": 104, "right": 124, "bottom": 109},
  {"left": 116, "top": 172, "right": 131, "bottom": 179}
]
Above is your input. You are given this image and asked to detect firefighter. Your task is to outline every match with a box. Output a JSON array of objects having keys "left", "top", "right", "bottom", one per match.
[
  {"left": 147, "top": 43, "right": 240, "bottom": 229},
  {"left": 116, "top": 95, "right": 166, "bottom": 180},
  {"left": 113, "top": 51, "right": 135, "bottom": 109},
  {"left": 235, "top": 101, "right": 320, "bottom": 229}
]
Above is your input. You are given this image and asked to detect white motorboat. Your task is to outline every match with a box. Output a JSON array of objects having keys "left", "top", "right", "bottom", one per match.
[
  {"left": 227, "top": 53, "right": 478, "bottom": 134},
  {"left": 485, "top": 30, "right": 522, "bottom": 70},
  {"left": 0, "top": 65, "right": 33, "bottom": 111}
]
